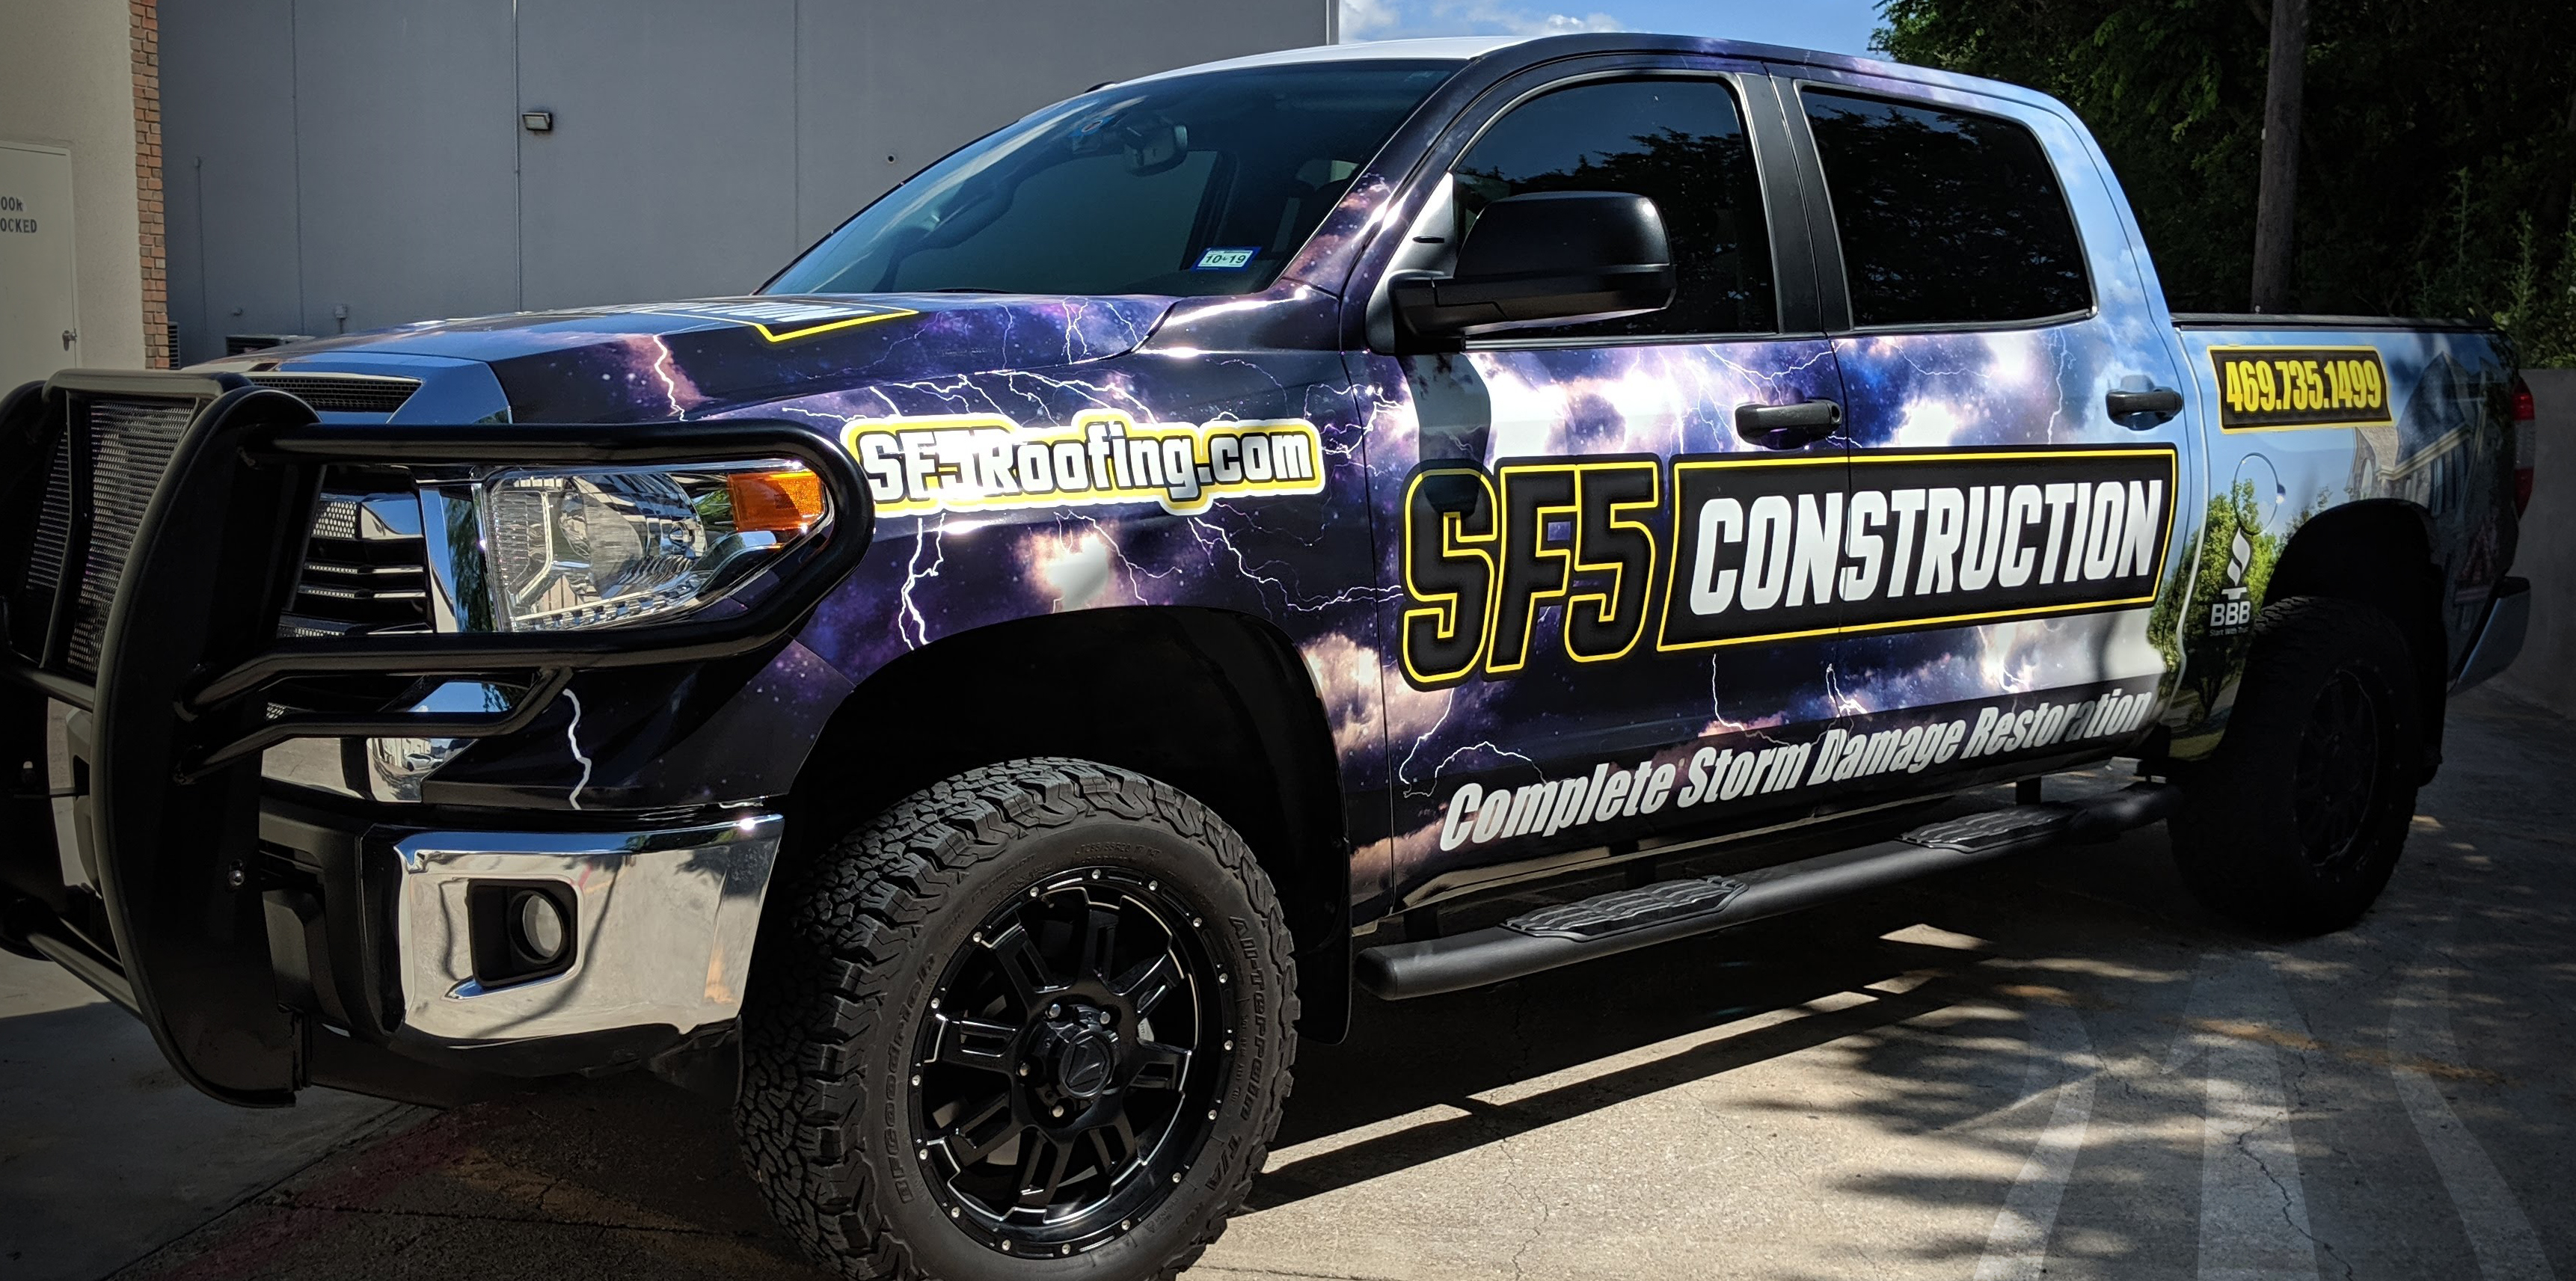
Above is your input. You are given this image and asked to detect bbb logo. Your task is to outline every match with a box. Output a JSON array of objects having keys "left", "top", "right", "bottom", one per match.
[{"left": 2208, "top": 529, "right": 2255, "bottom": 636}]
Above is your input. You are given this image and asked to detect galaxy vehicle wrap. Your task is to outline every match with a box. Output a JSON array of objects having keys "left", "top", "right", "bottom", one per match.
[{"left": 209, "top": 34, "right": 2520, "bottom": 933}]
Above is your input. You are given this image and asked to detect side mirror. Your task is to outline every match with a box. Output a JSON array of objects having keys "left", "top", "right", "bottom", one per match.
[{"left": 1390, "top": 191, "right": 1675, "bottom": 345}]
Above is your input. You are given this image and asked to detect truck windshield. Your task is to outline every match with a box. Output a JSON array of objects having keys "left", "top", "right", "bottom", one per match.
[{"left": 764, "top": 61, "right": 1458, "bottom": 299}]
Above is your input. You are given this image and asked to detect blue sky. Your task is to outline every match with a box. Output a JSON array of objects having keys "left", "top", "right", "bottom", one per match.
[{"left": 1337, "top": 0, "right": 1887, "bottom": 56}]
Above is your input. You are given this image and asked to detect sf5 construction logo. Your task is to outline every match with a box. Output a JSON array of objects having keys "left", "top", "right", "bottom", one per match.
[
  {"left": 844, "top": 410, "right": 1325, "bottom": 517},
  {"left": 1402, "top": 446, "right": 2177, "bottom": 687}
]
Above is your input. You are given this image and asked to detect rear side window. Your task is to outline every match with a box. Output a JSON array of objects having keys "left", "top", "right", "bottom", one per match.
[
  {"left": 1801, "top": 90, "right": 2089, "bottom": 328},
  {"left": 1451, "top": 77, "right": 1776, "bottom": 339}
]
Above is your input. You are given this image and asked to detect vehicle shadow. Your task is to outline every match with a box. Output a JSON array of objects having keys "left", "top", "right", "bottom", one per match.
[
  {"left": 1251, "top": 820, "right": 2218, "bottom": 1214},
  {"left": 120, "top": 832, "right": 2211, "bottom": 1281},
  {"left": 120, "top": 698, "right": 2576, "bottom": 1280}
]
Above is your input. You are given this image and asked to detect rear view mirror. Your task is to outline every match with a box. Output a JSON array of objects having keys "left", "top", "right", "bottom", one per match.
[
  {"left": 1391, "top": 191, "right": 1675, "bottom": 345},
  {"left": 1121, "top": 119, "right": 1189, "bottom": 176}
]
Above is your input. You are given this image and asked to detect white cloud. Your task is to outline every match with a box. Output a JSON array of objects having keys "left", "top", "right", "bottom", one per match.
[
  {"left": 1340, "top": 0, "right": 1623, "bottom": 42},
  {"left": 1340, "top": 0, "right": 1405, "bottom": 39}
]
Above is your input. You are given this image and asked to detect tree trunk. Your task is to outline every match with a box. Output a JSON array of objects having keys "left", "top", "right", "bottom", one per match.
[{"left": 2251, "top": 0, "right": 2308, "bottom": 311}]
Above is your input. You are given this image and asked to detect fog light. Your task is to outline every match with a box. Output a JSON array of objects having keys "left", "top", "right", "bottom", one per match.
[
  {"left": 467, "top": 881, "right": 578, "bottom": 986},
  {"left": 513, "top": 890, "right": 568, "bottom": 962}
]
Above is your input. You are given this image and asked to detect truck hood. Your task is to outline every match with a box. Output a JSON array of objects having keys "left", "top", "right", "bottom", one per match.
[{"left": 203, "top": 294, "right": 1173, "bottom": 422}]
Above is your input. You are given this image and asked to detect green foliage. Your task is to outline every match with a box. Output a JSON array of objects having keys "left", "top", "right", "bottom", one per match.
[{"left": 1874, "top": 0, "right": 2576, "bottom": 363}]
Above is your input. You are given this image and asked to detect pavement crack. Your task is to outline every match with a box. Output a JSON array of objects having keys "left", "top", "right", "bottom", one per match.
[
  {"left": 2234, "top": 1114, "right": 2346, "bottom": 1279},
  {"left": 1500, "top": 980, "right": 1550, "bottom": 1277},
  {"left": 1498, "top": 1133, "right": 1548, "bottom": 1281},
  {"left": 1198, "top": 1267, "right": 1412, "bottom": 1281}
]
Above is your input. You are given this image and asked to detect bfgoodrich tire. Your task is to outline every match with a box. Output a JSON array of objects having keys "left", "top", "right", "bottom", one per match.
[
  {"left": 2169, "top": 595, "right": 2424, "bottom": 933},
  {"left": 738, "top": 758, "right": 1297, "bottom": 1281}
]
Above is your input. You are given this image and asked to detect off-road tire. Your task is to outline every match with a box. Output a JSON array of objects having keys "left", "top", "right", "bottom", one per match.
[
  {"left": 737, "top": 758, "right": 1297, "bottom": 1281},
  {"left": 2169, "top": 595, "right": 2423, "bottom": 933}
]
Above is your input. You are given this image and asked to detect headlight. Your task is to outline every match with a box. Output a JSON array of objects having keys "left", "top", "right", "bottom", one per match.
[{"left": 473, "top": 461, "right": 827, "bottom": 632}]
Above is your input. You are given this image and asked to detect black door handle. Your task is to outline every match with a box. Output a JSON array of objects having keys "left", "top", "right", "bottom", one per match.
[
  {"left": 1734, "top": 399, "right": 1842, "bottom": 448},
  {"left": 2105, "top": 387, "right": 2183, "bottom": 420}
]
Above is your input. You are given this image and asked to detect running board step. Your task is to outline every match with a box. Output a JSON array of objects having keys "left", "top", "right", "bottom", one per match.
[{"left": 1355, "top": 782, "right": 2177, "bottom": 1001}]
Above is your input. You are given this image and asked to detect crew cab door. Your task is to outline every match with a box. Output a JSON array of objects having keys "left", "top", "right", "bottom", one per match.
[
  {"left": 1773, "top": 68, "right": 2200, "bottom": 787},
  {"left": 1351, "top": 57, "right": 1847, "bottom": 911}
]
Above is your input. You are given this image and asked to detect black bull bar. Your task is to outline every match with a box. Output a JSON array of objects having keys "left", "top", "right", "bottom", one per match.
[{"left": 0, "top": 369, "right": 871, "bottom": 1105}]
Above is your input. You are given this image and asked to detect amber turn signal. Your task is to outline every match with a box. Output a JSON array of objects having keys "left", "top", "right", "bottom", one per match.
[{"left": 728, "top": 467, "right": 826, "bottom": 534}]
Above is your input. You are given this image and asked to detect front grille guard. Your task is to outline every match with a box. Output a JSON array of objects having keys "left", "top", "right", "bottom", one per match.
[{"left": 0, "top": 369, "right": 873, "bottom": 1105}]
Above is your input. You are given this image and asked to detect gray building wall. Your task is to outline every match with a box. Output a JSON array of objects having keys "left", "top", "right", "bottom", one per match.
[
  {"left": 0, "top": 0, "right": 150, "bottom": 374},
  {"left": 161, "top": 0, "right": 1331, "bottom": 365},
  {"left": 2496, "top": 369, "right": 2575, "bottom": 720}
]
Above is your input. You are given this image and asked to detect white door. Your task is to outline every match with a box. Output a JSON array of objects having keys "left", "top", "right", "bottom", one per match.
[{"left": 0, "top": 141, "right": 81, "bottom": 391}]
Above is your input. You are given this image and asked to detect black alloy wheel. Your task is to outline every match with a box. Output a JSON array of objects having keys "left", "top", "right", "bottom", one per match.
[
  {"left": 910, "top": 867, "right": 1232, "bottom": 1257},
  {"left": 737, "top": 758, "right": 1297, "bottom": 1281},
  {"left": 2290, "top": 668, "right": 2384, "bottom": 870},
  {"left": 2168, "top": 595, "right": 2423, "bottom": 934}
]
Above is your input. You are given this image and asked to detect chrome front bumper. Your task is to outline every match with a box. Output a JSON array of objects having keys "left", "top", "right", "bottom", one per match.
[{"left": 393, "top": 814, "right": 782, "bottom": 1045}]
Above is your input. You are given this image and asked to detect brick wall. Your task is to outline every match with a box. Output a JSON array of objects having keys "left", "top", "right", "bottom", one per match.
[{"left": 131, "top": 0, "right": 167, "bottom": 369}]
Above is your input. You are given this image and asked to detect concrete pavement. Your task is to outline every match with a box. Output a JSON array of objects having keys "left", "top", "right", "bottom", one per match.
[
  {"left": 0, "top": 951, "right": 409, "bottom": 1281},
  {"left": 4, "top": 685, "right": 2568, "bottom": 1280}
]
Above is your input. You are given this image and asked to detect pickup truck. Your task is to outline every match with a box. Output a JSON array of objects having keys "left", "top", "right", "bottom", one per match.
[{"left": 0, "top": 31, "right": 2535, "bottom": 1281}]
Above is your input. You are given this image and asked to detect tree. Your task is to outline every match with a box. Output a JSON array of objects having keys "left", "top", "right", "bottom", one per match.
[
  {"left": 2250, "top": 0, "right": 2306, "bottom": 311},
  {"left": 1874, "top": 0, "right": 2576, "bottom": 361}
]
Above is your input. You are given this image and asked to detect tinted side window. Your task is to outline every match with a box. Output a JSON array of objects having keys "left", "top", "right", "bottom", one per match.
[
  {"left": 1801, "top": 90, "right": 2090, "bottom": 328},
  {"left": 1453, "top": 78, "right": 1775, "bottom": 339}
]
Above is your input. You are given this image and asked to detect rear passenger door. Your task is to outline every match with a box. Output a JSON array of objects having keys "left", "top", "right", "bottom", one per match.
[
  {"left": 1358, "top": 60, "right": 1850, "bottom": 911},
  {"left": 1779, "top": 70, "right": 2199, "bottom": 785}
]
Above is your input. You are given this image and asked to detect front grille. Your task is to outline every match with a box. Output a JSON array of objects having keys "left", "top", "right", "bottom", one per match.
[
  {"left": 7, "top": 391, "right": 435, "bottom": 686},
  {"left": 54, "top": 394, "right": 193, "bottom": 670},
  {"left": 246, "top": 372, "right": 420, "bottom": 415},
  {"left": 281, "top": 475, "right": 433, "bottom": 637},
  {"left": 20, "top": 436, "right": 75, "bottom": 627}
]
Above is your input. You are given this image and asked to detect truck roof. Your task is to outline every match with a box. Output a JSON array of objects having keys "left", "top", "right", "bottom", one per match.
[{"left": 1130, "top": 32, "right": 2062, "bottom": 117}]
